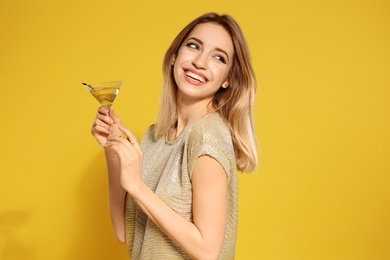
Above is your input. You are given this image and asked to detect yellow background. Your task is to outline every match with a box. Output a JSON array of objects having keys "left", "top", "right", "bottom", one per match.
[{"left": 1, "top": 0, "right": 389, "bottom": 259}]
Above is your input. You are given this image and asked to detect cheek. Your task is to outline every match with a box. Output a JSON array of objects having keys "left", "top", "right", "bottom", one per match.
[
  {"left": 213, "top": 67, "right": 230, "bottom": 83},
  {"left": 173, "top": 66, "right": 180, "bottom": 83},
  {"left": 173, "top": 62, "right": 185, "bottom": 85},
  {"left": 175, "top": 48, "right": 190, "bottom": 62},
  {"left": 221, "top": 65, "right": 232, "bottom": 84}
]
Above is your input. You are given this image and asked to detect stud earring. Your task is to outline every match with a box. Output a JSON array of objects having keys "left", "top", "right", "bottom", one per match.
[{"left": 222, "top": 82, "right": 229, "bottom": 88}]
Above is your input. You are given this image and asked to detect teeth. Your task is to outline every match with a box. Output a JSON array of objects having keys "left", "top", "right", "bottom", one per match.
[{"left": 186, "top": 71, "right": 206, "bottom": 83}]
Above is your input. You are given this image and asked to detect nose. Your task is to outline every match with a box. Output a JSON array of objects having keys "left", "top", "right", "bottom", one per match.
[{"left": 192, "top": 52, "right": 207, "bottom": 69}]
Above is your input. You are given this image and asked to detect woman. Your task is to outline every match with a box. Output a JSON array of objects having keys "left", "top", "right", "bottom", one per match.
[{"left": 91, "top": 12, "right": 258, "bottom": 259}]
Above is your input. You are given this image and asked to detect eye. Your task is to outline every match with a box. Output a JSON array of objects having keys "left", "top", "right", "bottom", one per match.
[
  {"left": 186, "top": 42, "right": 199, "bottom": 50},
  {"left": 215, "top": 55, "right": 226, "bottom": 64}
]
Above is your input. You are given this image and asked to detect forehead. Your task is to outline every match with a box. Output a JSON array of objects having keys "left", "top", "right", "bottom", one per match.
[{"left": 186, "top": 23, "right": 234, "bottom": 55}]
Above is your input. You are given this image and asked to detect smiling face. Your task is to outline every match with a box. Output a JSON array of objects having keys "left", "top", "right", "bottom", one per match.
[{"left": 173, "top": 22, "right": 234, "bottom": 107}]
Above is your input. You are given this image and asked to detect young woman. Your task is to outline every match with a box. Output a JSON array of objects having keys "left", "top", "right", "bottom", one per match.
[{"left": 91, "top": 12, "right": 258, "bottom": 260}]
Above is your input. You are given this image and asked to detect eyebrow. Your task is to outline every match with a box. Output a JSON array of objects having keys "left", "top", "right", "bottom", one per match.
[{"left": 187, "top": 37, "right": 230, "bottom": 62}]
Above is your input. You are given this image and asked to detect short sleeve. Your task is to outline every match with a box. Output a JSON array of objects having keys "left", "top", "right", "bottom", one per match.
[{"left": 187, "top": 114, "right": 235, "bottom": 181}]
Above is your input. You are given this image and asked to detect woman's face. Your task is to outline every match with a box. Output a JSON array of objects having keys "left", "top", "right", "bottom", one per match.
[{"left": 173, "top": 22, "right": 234, "bottom": 104}]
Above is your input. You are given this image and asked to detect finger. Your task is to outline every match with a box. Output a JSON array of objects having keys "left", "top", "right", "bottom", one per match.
[
  {"left": 107, "top": 138, "right": 141, "bottom": 166},
  {"left": 117, "top": 125, "right": 142, "bottom": 153},
  {"left": 107, "top": 131, "right": 129, "bottom": 144},
  {"left": 109, "top": 123, "right": 124, "bottom": 138},
  {"left": 97, "top": 113, "right": 114, "bottom": 125},
  {"left": 107, "top": 130, "right": 135, "bottom": 152},
  {"left": 107, "top": 133, "right": 123, "bottom": 142},
  {"left": 109, "top": 107, "right": 122, "bottom": 125},
  {"left": 92, "top": 119, "right": 110, "bottom": 134},
  {"left": 106, "top": 137, "right": 136, "bottom": 158},
  {"left": 98, "top": 106, "right": 110, "bottom": 115},
  {"left": 117, "top": 125, "right": 137, "bottom": 144},
  {"left": 92, "top": 124, "right": 110, "bottom": 135}
]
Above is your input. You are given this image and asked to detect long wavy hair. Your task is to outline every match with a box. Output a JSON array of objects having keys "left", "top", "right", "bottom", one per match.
[{"left": 155, "top": 12, "right": 258, "bottom": 172}]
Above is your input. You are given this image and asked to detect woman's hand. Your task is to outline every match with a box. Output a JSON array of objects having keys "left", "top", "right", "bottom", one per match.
[
  {"left": 106, "top": 124, "right": 143, "bottom": 194},
  {"left": 91, "top": 107, "right": 123, "bottom": 147}
]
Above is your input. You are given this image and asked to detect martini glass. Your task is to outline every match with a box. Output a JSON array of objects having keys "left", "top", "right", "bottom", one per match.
[
  {"left": 82, "top": 80, "right": 123, "bottom": 108},
  {"left": 83, "top": 80, "right": 123, "bottom": 146}
]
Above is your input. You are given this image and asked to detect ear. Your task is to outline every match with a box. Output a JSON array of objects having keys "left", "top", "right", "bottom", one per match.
[
  {"left": 171, "top": 56, "right": 176, "bottom": 66},
  {"left": 222, "top": 81, "right": 229, "bottom": 88}
]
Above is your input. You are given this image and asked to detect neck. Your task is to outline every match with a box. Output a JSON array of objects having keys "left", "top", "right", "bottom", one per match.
[{"left": 171, "top": 97, "right": 213, "bottom": 139}]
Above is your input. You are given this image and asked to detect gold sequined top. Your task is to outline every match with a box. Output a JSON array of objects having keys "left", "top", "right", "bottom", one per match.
[{"left": 125, "top": 112, "right": 238, "bottom": 259}]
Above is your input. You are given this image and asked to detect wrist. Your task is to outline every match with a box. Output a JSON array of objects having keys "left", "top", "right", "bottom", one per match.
[
  {"left": 104, "top": 147, "right": 119, "bottom": 160},
  {"left": 125, "top": 179, "right": 147, "bottom": 199}
]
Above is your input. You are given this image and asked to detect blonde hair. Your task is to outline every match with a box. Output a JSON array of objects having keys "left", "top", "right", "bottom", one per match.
[{"left": 155, "top": 12, "right": 258, "bottom": 172}]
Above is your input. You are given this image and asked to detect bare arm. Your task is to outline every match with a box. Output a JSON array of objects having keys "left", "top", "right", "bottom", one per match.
[
  {"left": 91, "top": 107, "right": 127, "bottom": 242},
  {"left": 105, "top": 149, "right": 127, "bottom": 243},
  {"left": 109, "top": 125, "right": 228, "bottom": 260},
  {"left": 133, "top": 156, "right": 227, "bottom": 260}
]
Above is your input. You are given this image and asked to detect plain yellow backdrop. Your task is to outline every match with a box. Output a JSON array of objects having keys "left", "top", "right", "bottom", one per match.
[{"left": 1, "top": 0, "right": 389, "bottom": 259}]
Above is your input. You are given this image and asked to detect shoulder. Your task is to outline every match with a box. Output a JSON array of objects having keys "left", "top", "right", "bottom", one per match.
[
  {"left": 187, "top": 113, "right": 236, "bottom": 179},
  {"left": 189, "top": 112, "right": 233, "bottom": 148},
  {"left": 199, "top": 112, "right": 229, "bottom": 130},
  {"left": 144, "top": 124, "right": 156, "bottom": 137},
  {"left": 140, "top": 124, "right": 157, "bottom": 146}
]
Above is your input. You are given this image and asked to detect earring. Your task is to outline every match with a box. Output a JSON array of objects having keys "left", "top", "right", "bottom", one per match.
[{"left": 222, "top": 82, "right": 229, "bottom": 88}]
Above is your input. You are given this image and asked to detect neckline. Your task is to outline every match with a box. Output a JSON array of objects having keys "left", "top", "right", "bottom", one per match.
[{"left": 165, "top": 112, "right": 217, "bottom": 145}]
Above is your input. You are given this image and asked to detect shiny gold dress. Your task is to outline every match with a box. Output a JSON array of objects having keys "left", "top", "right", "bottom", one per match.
[{"left": 125, "top": 112, "right": 238, "bottom": 259}]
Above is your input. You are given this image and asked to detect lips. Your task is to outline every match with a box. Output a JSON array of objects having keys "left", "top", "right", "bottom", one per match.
[{"left": 184, "top": 69, "right": 208, "bottom": 84}]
